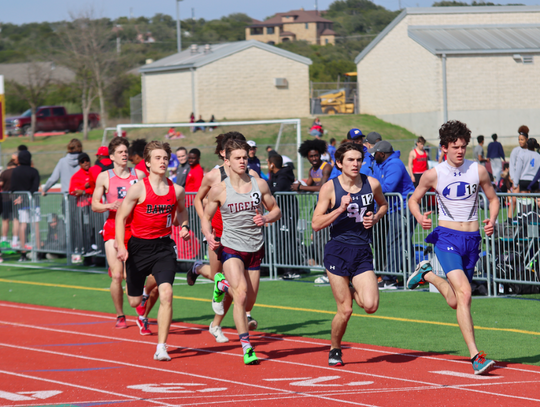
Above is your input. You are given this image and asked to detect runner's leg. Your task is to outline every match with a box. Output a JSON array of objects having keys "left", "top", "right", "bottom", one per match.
[
  {"left": 327, "top": 271, "right": 353, "bottom": 350},
  {"left": 105, "top": 240, "right": 124, "bottom": 316}
]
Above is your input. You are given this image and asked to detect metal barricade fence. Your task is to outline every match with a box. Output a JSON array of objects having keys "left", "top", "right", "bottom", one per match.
[
  {"left": 33, "top": 192, "right": 68, "bottom": 259},
  {"left": 490, "top": 192, "right": 540, "bottom": 296}
]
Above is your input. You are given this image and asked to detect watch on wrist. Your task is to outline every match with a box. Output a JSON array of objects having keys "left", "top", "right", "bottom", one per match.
[{"left": 182, "top": 225, "right": 190, "bottom": 231}]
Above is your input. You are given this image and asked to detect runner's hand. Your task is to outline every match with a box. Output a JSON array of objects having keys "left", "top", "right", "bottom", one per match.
[
  {"left": 117, "top": 246, "right": 128, "bottom": 262},
  {"left": 179, "top": 227, "right": 190, "bottom": 241},
  {"left": 421, "top": 211, "right": 432, "bottom": 230},
  {"left": 483, "top": 219, "right": 494, "bottom": 236},
  {"left": 339, "top": 193, "right": 351, "bottom": 211},
  {"left": 363, "top": 211, "right": 376, "bottom": 229},
  {"left": 253, "top": 208, "right": 266, "bottom": 226},
  {"left": 206, "top": 230, "right": 218, "bottom": 251},
  {"left": 109, "top": 201, "right": 122, "bottom": 210}
]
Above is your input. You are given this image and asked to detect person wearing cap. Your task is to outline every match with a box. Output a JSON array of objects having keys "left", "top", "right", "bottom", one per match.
[
  {"left": 370, "top": 139, "right": 415, "bottom": 289},
  {"left": 330, "top": 129, "right": 376, "bottom": 180},
  {"left": 486, "top": 134, "right": 505, "bottom": 183},
  {"left": 247, "top": 140, "right": 262, "bottom": 177},
  {"left": 42, "top": 139, "right": 83, "bottom": 195},
  {"left": 89, "top": 146, "right": 114, "bottom": 183},
  {"left": 364, "top": 132, "right": 382, "bottom": 150}
]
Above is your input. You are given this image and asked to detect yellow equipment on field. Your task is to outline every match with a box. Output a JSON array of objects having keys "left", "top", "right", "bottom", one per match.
[{"left": 319, "top": 72, "right": 357, "bottom": 115}]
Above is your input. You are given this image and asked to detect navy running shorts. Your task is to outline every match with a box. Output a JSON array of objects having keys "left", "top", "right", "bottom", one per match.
[
  {"left": 324, "top": 240, "right": 373, "bottom": 278},
  {"left": 218, "top": 244, "right": 265, "bottom": 270},
  {"left": 426, "top": 226, "right": 481, "bottom": 282},
  {"left": 126, "top": 236, "right": 178, "bottom": 297}
]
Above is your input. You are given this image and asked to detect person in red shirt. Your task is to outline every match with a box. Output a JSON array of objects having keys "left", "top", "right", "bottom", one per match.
[
  {"left": 185, "top": 148, "right": 204, "bottom": 194},
  {"left": 69, "top": 153, "right": 95, "bottom": 200},
  {"left": 129, "top": 139, "right": 150, "bottom": 179},
  {"left": 116, "top": 140, "right": 190, "bottom": 361},
  {"left": 69, "top": 153, "right": 95, "bottom": 256},
  {"left": 89, "top": 146, "right": 113, "bottom": 184}
]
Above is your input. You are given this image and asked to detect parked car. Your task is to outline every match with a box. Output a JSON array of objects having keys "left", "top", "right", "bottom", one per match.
[{"left": 5, "top": 106, "right": 100, "bottom": 136}]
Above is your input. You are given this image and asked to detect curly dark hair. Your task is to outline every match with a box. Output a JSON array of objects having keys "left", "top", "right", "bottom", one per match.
[
  {"left": 335, "top": 142, "right": 364, "bottom": 168},
  {"left": 298, "top": 139, "right": 327, "bottom": 158},
  {"left": 130, "top": 139, "right": 147, "bottom": 158},
  {"left": 518, "top": 125, "right": 529, "bottom": 137},
  {"left": 439, "top": 120, "right": 471, "bottom": 148},
  {"left": 214, "top": 131, "right": 246, "bottom": 159}
]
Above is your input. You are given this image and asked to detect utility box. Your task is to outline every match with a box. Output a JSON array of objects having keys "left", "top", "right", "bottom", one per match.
[{"left": 274, "top": 78, "right": 288, "bottom": 87}]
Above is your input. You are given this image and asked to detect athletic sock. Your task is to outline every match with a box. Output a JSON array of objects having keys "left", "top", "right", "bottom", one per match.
[
  {"left": 217, "top": 280, "right": 230, "bottom": 293},
  {"left": 246, "top": 311, "right": 251, "bottom": 317},
  {"left": 1, "top": 237, "right": 7, "bottom": 242},
  {"left": 143, "top": 286, "right": 148, "bottom": 296},
  {"left": 12, "top": 237, "right": 18, "bottom": 245},
  {"left": 239, "top": 332, "right": 252, "bottom": 354},
  {"left": 156, "top": 343, "right": 166, "bottom": 351},
  {"left": 139, "top": 315, "right": 146, "bottom": 322}
]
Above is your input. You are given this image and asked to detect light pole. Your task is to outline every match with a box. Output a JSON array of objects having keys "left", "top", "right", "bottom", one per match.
[{"left": 176, "top": 0, "right": 183, "bottom": 53}]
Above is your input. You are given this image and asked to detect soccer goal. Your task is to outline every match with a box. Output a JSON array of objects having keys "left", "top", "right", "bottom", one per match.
[{"left": 113, "top": 119, "right": 304, "bottom": 178}]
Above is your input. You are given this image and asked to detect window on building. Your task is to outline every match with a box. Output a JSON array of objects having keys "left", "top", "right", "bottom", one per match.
[
  {"left": 267, "top": 41, "right": 275, "bottom": 45},
  {"left": 267, "top": 27, "right": 274, "bottom": 35},
  {"left": 523, "top": 55, "right": 534, "bottom": 64},
  {"left": 325, "top": 38, "right": 329, "bottom": 45},
  {"left": 250, "top": 27, "right": 263, "bottom": 35},
  {"left": 305, "top": 23, "right": 309, "bottom": 29}
]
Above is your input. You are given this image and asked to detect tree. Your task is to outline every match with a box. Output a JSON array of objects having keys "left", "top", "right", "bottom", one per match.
[{"left": 9, "top": 62, "right": 53, "bottom": 141}]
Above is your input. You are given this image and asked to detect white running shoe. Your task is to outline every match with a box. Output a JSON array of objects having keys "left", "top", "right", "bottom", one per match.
[
  {"left": 212, "top": 299, "right": 225, "bottom": 316},
  {"left": 209, "top": 322, "right": 229, "bottom": 343},
  {"left": 314, "top": 275, "right": 330, "bottom": 284},
  {"left": 153, "top": 345, "right": 171, "bottom": 361}
]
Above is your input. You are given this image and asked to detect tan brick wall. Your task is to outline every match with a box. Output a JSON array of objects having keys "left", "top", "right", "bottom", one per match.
[
  {"left": 196, "top": 47, "right": 309, "bottom": 119},
  {"left": 143, "top": 70, "right": 193, "bottom": 123},
  {"left": 357, "top": 10, "right": 540, "bottom": 138},
  {"left": 245, "top": 27, "right": 281, "bottom": 44},
  {"left": 283, "top": 22, "right": 319, "bottom": 44},
  {"left": 320, "top": 34, "right": 335, "bottom": 46}
]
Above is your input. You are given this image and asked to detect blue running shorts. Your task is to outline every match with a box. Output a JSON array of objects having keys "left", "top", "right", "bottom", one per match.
[
  {"left": 426, "top": 226, "right": 481, "bottom": 282},
  {"left": 324, "top": 240, "right": 373, "bottom": 278}
]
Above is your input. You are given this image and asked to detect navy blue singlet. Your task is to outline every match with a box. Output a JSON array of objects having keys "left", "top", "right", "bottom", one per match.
[{"left": 329, "top": 175, "right": 375, "bottom": 246}]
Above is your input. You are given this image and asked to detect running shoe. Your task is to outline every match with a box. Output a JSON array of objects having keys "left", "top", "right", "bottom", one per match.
[
  {"left": 136, "top": 295, "right": 149, "bottom": 316},
  {"left": 407, "top": 260, "right": 433, "bottom": 290},
  {"left": 209, "top": 322, "right": 229, "bottom": 343},
  {"left": 314, "top": 275, "right": 329, "bottom": 284},
  {"left": 0, "top": 241, "right": 9, "bottom": 249},
  {"left": 212, "top": 273, "right": 226, "bottom": 315},
  {"left": 18, "top": 253, "right": 28, "bottom": 262},
  {"left": 244, "top": 347, "right": 259, "bottom": 365},
  {"left": 212, "top": 299, "right": 225, "bottom": 316},
  {"left": 329, "top": 348, "right": 344, "bottom": 366},
  {"left": 154, "top": 345, "right": 171, "bottom": 361},
  {"left": 187, "top": 260, "right": 203, "bottom": 286},
  {"left": 472, "top": 351, "right": 496, "bottom": 375},
  {"left": 136, "top": 317, "right": 151, "bottom": 336},
  {"left": 247, "top": 316, "right": 258, "bottom": 331},
  {"left": 115, "top": 315, "right": 128, "bottom": 329}
]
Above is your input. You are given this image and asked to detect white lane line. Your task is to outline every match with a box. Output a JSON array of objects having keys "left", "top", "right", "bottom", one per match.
[
  {"left": 0, "top": 342, "right": 379, "bottom": 407},
  {"left": 431, "top": 370, "right": 503, "bottom": 380},
  {"left": 263, "top": 377, "right": 311, "bottom": 381},
  {"left": 0, "top": 370, "right": 175, "bottom": 406},
  {"left": 3, "top": 302, "right": 540, "bottom": 377},
  {"left": 0, "top": 263, "right": 107, "bottom": 274}
]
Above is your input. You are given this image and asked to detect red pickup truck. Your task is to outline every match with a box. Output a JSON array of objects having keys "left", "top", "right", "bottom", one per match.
[{"left": 5, "top": 106, "right": 100, "bottom": 136}]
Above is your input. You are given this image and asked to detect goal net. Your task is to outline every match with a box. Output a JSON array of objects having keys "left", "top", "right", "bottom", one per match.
[{"left": 106, "top": 119, "right": 304, "bottom": 178}]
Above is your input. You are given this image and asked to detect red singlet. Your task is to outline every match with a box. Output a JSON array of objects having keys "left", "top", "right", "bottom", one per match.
[
  {"left": 412, "top": 149, "right": 428, "bottom": 174},
  {"left": 105, "top": 168, "right": 139, "bottom": 221},
  {"left": 131, "top": 177, "right": 178, "bottom": 239}
]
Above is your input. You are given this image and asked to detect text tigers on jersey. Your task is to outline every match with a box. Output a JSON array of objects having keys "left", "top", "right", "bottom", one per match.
[{"left": 227, "top": 201, "right": 259, "bottom": 213}]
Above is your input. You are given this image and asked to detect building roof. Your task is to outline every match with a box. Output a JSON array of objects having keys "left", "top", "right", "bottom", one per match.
[
  {"left": 355, "top": 5, "right": 540, "bottom": 64},
  {"left": 0, "top": 62, "right": 75, "bottom": 85},
  {"left": 248, "top": 9, "right": 332, "bottom": 27},
  {"left": 280, "top": 31, "right": 296, "bottom": 37},
  {"left": 321, "top": 28, "right": 336, "bottom": 36},
  {"left": 139, "top": 40, "right": 311, "bottom": 74},
  {"left": 408, "top": 24, "right": 540, "bottom": 55}
]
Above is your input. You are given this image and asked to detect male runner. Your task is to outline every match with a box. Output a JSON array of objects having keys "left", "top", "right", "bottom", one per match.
[
  {"left": 312, "top": 142, "right": 388, "bottom": 366},
  {"left": 92, "top": 138, "right": 139, "bottom": 329},
  {"left": 188, "top": 131, "right": 260, "bottom": 343},
  {"left": 407, "top": 120, "right": 499, "bottom": 375},
  {"left": 202, "top": 139, "right": 281, "bottom": 365},
  {"left": 116, "top": 141, "right": 190, "bottom": 361}
]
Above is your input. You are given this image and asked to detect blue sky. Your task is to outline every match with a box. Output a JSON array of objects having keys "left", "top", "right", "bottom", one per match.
[{"left": 3, "top": 0, "right": 540, "bottom": 25}]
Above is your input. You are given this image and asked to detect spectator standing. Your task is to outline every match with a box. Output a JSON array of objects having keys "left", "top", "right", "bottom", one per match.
[
  {"left": 193, "top": 115, "right": 206, "bottom": 132},
  {"left": 310, "top": 117, "right": 324, "bottom": 138},
  {"left": 69, "top": 153, "right": 95, "bottom": 255},
  {"left": 473, "top": 135, "right": 488, "bottom": 166},
  {"left": 487, "top": 133, "right": 505, "bottom": 183},
  {"left": 69, "top": 153, "right": 95, "bottom": 198},
  {"left": 370, "top": 140, "right": 416, "bottom": 289},
  {"left": 185, "top": 148, "right": 204, "bottom": 194},
  {"left": 509, "top": 126, "right": 529, "bottom": 218},
  {"left": 247, "top": 140, "right": 262, "bottom": 176},
  {"left": 515, "top": 138, "right": 540, "bottom": 191},
  {"left": 129, "top": 139, "right": 149, "bottom": 179},
  {"left": 42, "top": 139, "right": 82, "bottom": 195},
  {"left": 11, "top": 150, "right": 40, "bottom": 261},
  {"left": 0, "top": 160, "right": 16, "bottom": 248},
  {"left": 408, "top": 136, "right": 429, "bottom": 187},
  {"left": 189, "top": 112, "right": 195, "bottom": 132},
  {"left": 89, "top": 146, "right": 114, "bottom": 183},
  {"left": 175, "top": 147, "right": 190, "bottom": 187},
  {"left": 209, "top": 114, "right": 217, "bottom": 131}
]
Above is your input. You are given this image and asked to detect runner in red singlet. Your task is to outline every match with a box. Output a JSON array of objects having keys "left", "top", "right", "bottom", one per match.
[
  {"left": 116, "top": 140, "right": 190, "bottom": 361},
  {"left": 190, "top": 131, "right": 260, "bottom": 343},
  {"left": 92, "top": 138, "right": 139, "bottom": 329}
]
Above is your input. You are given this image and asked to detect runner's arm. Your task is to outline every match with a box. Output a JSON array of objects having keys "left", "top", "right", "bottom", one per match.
[
  {"left": 408, "top": 168, "right": 437, "bottom": 224},
  {"left": 478, "top": 164, "right": 500, "bottom": 235},
  {"left": 256, "top": 179, "right": 281, "bottom": 225},
  {"left": 115, "top": 182, "right": 143, "bottom": 260},
  {"left": 174, "top": 185, "right": 190, "bottom": 240},
  {"left": 193, "top": 169, "right": 217, "bottom": 219},
  {"left": 364, "top": 177, "right": 388, "bottom": 228},
  {"left": 311, "top": 180, "right": 343, "bottom": 231},
  {"left": 136, "top": 169, "right": 146, "bottom": 180},
  {"left": 408, "top": 150, "right": 415, "bottom": 181},
  {"left": 91, "top": 172, "right": 119, "bottom": 213},
  {"left": 201, "top": 183, "right": 223, "bottom": 250}
]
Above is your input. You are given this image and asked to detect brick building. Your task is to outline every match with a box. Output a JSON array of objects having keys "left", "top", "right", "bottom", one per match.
[
  {"left": 246, "top": 9, "right": 336, "bottom": 46},
  {"left": 139, "top": 41, "right": 311, "bottom": 123},
  {"left": 355, "top": 6, "right": 540, "bottom": 141}
]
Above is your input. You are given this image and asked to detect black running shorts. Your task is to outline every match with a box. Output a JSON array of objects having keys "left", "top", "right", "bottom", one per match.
[{"left": 126, "top": 236, "right": 177, "bottom": 297}]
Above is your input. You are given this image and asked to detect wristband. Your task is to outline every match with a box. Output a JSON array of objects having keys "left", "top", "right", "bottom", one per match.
[{"left": 182, "top": 225, "right": 190, "bottom": 231}]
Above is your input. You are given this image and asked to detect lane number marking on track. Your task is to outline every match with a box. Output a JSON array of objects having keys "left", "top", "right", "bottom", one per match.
[
  {"left": 0, "top": 390, "right": 62, "bottom": 401},
  {"left": 431, "top": 371, "right": 503, "bottom": 380},
  {"left": 127, "top": 383, "right": 227, "bottom": 393},
  {"left": 263, "top": 376, "right": 374, "bottom": 387}
]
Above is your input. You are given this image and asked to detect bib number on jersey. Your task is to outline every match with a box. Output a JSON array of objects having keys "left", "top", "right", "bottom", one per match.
[
  {"left": 251, "top": 191, "right": 261, "bottom": 205},
  {"left": 361, "top": 193, "right": 374, "bottom": 206},
  {"left": 347, "top": 203, "right": 367, "bottom": 223},
  {"left": 166, "top": 214, "right": 172, "bottom": 228}
]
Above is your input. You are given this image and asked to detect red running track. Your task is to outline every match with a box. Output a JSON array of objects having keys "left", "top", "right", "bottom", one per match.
[{"left": 0, "top": 301, "right": 539, "bottom": 406}]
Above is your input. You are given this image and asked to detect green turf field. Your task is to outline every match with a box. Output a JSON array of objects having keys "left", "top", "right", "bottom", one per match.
[{"left": 1, "top": 258, "right": 538, "bottom": 366}]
